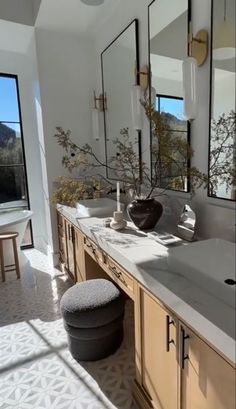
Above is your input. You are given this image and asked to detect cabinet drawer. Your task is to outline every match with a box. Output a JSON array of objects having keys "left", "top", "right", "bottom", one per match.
[
  {"left": 106, "top": 257, "right": 134, "bottom": 298},
  {"left": 84, "top": 237, "right": 105, "bottom": 265}
]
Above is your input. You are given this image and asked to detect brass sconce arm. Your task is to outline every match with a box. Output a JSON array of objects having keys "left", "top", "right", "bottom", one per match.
[
  {"left": 93, "top": 91, "right": 107, "bottom": 111},
  {"left": 135, "top": 65, "right": 150, "bottom": 90},
  {"left": 188, "top": 29, "right": 208, "bottom": 66}
]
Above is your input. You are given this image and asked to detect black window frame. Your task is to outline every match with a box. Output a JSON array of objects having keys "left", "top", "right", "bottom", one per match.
[
  {"left": 0, "top": 72, "right": 34, "bottom": 249},
  {"left": 152, "top": 93, "right": 190, "bottom": 192}
]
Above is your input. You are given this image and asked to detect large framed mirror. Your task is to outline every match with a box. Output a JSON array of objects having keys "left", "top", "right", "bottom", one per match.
[
  {"left": 208, "top": 0, "right": 235, "bottom": 201},
  {"left": 148, "top": 0, "right": 190, "bottom": 192},
  {"left": 101, "top": 19, "right": 140, "bottom": 180}
]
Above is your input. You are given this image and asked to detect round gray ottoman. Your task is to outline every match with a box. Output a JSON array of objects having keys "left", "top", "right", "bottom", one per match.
[{"left": 60, "top": 279, "right": 125, "bottom": 361}]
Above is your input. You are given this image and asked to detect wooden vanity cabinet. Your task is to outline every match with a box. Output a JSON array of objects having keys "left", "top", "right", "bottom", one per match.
[
  {"left": 57, "top": 212, "right": 85, "bottom": 283},
  {"left": 56, "top": 210, "right": 236, "bottom": 409},
  {"left": 57, "top": 212, "right": 67, "bottom": 266},
  {"left": 135, "top": 288, "right": 179, "bottom": 409},
  {"left": 74, "top": 229, "right": 85, "bottom": 283},
  {"left": 180, "top": 323, "right": 236, "bottom": 409},
  {"left": 63, "top": 219, "right": 76, "bottom": 281},
  {"left": 134, "top": 287, "right": 236, "bottom": 409},
  {"left": 57, "top": 213, "right": 76, "bottom": 282}
]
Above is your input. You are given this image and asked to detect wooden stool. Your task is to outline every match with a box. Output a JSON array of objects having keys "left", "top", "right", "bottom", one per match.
[{"left": 0, "top": 232, "right": 20, "bottom": 282}]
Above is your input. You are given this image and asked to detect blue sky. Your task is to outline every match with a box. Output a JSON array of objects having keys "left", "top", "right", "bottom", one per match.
[
  {"left": 156, "top": 96, "right": 184, "bottom": 120},
  {"left": 0, "top": 77, "right": 20, "bottom": 126}
]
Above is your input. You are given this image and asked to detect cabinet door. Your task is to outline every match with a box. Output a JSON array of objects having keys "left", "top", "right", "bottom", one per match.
[
  {"left": 57, "top": 212, "right": 67, "bottom": 265},
  {"left": 74, "top": 229, "right": 85, "bottom": 283},
  {"left": 180, "top": 324, "right": 236, "bottom": 409},
  {"left": 65, "top": 220, "right": 76, "bottom": 281},
  {"left": 140, "top": 289, "right": 179, "bottom": 409}
]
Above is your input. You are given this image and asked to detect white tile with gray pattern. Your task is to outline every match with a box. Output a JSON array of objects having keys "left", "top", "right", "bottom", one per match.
[{"left": 0, "top": 249, "right": 137, "bottom": 409}]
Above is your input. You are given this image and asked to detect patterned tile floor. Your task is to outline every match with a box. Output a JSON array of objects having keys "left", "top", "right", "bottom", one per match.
[{"left": 0, "top": 249, "right": 138, "bottom": 409}]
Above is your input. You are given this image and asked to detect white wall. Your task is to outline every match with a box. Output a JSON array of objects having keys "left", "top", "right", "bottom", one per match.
[
  {"left": 35, "top": 28, "right": 96, "bottom": 254},
  {"left": 213, "top": 70, "right": 235, "bottom": 118},
  {"left": 94, "top": 0, "right": 235, "bottom": 242},
  {"left": 152, "top": 76, "right": 183, "bottom": 97},
  {"left": 0, "top": 22, "right": 48, "bottom": 250},
  {"left": 103, "top": 43, "right": 136, "bottom": 172}
]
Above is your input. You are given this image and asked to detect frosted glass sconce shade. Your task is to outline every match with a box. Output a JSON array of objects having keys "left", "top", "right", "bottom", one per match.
[
  {"left": 213, "top": 22, "right": 235, "bottom": 60},
  {"left": 92, "top": 108, "right": 100, "bottom": 140},
  {"left": 131, "top": 85, "right": 142, "bottom": 130},
  {"left": 182, "top": 57, "right": 197, "bottom": 120}
]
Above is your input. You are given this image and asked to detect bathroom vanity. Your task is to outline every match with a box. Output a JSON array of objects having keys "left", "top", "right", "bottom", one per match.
[{"left": 57, "top": 205, "right": 236, "bottom": 409}]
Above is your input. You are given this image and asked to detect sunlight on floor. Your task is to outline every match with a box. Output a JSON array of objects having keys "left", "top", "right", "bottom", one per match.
[{"left": 0, "top": 249, "right": 137, "bottom": 409}]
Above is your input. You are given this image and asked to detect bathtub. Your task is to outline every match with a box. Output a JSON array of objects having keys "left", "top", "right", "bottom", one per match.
[{"left": 0, "top": 210, "right": 33, "bottom": 267}]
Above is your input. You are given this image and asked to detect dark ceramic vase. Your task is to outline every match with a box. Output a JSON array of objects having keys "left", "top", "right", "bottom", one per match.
[{"left": 127, "top": 198, "right": 163, "bottom": 230}]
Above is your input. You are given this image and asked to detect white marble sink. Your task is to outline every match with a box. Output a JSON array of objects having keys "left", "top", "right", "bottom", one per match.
[
  {"left": 76, "top": 198, "right": 124, "bottom": 218},
  {"left": 168, "top": 238, "right": 236, "bottom": 307}
]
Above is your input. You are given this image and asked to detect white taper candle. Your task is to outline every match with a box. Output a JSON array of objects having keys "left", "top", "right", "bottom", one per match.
[{"left": 117, "top": 181, "right": 121, "bottom": 212}]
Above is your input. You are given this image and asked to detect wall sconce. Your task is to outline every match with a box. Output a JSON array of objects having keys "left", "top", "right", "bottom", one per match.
[
  {"left": 131, "top": 65, "right": 156, "bottom": 130},
  {"left": 131, "top": 85, "right": 143, "bottom": 130},
  {"left": 213, "top": 0, "right": 235, "bottom": 60},
  {"left": 93, "top": 91, "right": 107, "bottom": 111},
  {"left": 92, "top": 91, "right": 107, "bottom": 141},
  {"left": 183, "top": 28, "right": 208, "bottom": 120},
  {"left": 189, "top": 30, "right": 208, "bottom": 67}
]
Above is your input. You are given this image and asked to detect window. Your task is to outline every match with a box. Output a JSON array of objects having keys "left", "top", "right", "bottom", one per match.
[
  {"left": 152, "top": 94, "right": 189, "bottom": 192},
  {"left": 0, "top": 74, "right": 33, "bottom": 247}
]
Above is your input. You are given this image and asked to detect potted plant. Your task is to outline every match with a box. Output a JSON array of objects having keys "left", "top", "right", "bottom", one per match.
[{"left": 53, "top": 101, "right": 208, "bottom": 230}]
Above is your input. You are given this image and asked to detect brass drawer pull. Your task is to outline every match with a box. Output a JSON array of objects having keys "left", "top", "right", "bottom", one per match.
[
  {"left": 86, "top": 241, "right": 98, "bottom": 256},
  {"left": 109, "top": 266, "right": 121, "bottom": 278},
  {"left": 109, "top": 266, "right": 127, "bottom": 287}
]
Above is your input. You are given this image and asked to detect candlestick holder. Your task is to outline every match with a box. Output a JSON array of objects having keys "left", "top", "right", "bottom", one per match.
[{"left": 110, "top": 211, "right": 127, "bottom": 231}]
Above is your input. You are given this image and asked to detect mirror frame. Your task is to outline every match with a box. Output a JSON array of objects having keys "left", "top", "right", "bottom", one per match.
[
  {"left": 101, "top": 19, "right": 141, "bottom": 181},
  {"left": 148, "top": 0, "right": 191, "bottom": 193},
  {"left": 207, "top": 0, "right": 235, "bottom": 202}
]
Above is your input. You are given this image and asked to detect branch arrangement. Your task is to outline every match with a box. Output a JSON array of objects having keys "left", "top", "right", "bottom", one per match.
[
  {"left": 53, "top": 103, "right": 235, "bottom": 206},
  {"left": 209, "top": 110, "right": 236, "bottom": 196},
  {"left": 53, "top": 101, "right": 209, "bottom": 204}
]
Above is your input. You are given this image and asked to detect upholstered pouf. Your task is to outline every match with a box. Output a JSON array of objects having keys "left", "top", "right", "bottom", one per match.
[{"left": 60, "top": 279, "right": 125, "bottom": 361}]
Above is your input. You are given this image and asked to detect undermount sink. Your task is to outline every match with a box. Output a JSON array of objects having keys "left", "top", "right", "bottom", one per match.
[
  {"left": 76, "top": 198, "right": 124, "bottom": 218},
  {"left": 168, "top": 238, "right": 236, "bottom": 307}
]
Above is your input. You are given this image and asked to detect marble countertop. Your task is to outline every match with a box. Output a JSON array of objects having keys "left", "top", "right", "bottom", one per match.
[{"left": 57, "top": 205, "right": 236, "bottom": 366}]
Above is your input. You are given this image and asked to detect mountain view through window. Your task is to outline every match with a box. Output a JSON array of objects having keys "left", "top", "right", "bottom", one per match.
[{"left": 0, "top": 74, "right": 32, "bottom": 246}]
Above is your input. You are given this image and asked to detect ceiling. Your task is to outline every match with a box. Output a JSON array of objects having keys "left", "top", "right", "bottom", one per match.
[
  {"left": 35, "top": 0, "right": 121, "bottom": 36},
  {"left": 0, "top": 0, "right": 41, "bottom": 26},
  {"left": 151, "top": 55, "right": 183, "bottom": 82},
  {"left": 0, "top": 0, "right": 121, "bottom": 36}
]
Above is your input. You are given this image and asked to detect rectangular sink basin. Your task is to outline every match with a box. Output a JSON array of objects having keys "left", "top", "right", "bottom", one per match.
[
  {"left": 76, "top": 198, "right": 124, "bottom": 218},
  {"left": 168, "top": 238, "right": 236, "bottom": 307}
]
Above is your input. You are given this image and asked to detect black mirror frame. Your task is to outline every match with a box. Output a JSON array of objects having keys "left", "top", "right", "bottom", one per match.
[
  {"left": 207, "top": 0, "right": 235, "bottom": 202},
  {"left": 101, "top": 19, "right": 142, "bottom": 181},
  {"left": 147, "top": 0, "right": 191, "bottom": 193}
]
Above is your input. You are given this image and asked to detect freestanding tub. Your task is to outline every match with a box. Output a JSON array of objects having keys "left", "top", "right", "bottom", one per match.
[{"left": 0, "top": 210, "right": 33, "bottom": 267}]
